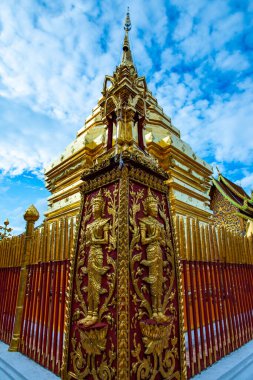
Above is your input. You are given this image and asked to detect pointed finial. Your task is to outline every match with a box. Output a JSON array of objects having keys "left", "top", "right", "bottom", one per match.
[
  {"left": 124, "top": 7, "right": 131, "bottom": 32},
  {"left": 24, "top": 204, "right": 40, "bottom": 222},
  {"left": 121, "top": 8, "right": 134, "bottom": 65}
]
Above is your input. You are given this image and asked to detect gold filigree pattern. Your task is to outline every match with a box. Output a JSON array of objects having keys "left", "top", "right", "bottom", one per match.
[
  {"left": 210, "top": 188, "right": 246, "bottom": 233},
  {"left": 62, "top": 184, "right": 118, "bottom": 379},
  {"left": 76, "top": 190, "right": 111, "bottom": 327},
  {"left": 129, "top": 183, "right": 181, "bottom": 379},
  {"left": 139, "top": 189, "right": 171, "bottom": 322},
  {"left": 140, "top": 320, "right": 173, "bottom": 355},
  {"left": 117, "top": 166, "right": 130, "bottom": 379},
  {"left": 62, "top": 162, "right": 186, "bottom": 379},
  {"left": 61, "top": 199, "right": 82, "bottom": 379},
  {"left": 70, "top": 325, "right": 116, "bottom": 379}
]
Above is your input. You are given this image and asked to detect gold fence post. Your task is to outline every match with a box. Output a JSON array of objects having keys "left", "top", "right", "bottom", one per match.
[{"left": 9, "top": 205, "right": 39, "bottom": 352}]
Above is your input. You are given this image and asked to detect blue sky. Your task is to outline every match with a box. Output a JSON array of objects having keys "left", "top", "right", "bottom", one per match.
[{"left": 0, "top": 0, "right": 253, "bottom": 233}]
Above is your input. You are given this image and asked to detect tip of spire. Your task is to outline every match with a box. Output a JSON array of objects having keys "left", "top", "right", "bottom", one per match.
[
  {"left": 121, "top": 7, "right": 134, "bottom": 66},
  {"left": 124, "top": 7, "right": 131, "bottom": 32}
]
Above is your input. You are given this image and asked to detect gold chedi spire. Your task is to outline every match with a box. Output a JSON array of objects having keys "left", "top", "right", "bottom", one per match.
[
  {"left": 121, "top": 7, "right": 134, "bottom": 66},
  {"left": 97, "top": 8, "right": 157, "bottom": 162}
]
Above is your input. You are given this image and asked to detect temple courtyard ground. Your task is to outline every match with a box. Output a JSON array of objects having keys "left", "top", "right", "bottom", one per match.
[{"left": 0, "top": 340, "right": 253, "bottom": 379}]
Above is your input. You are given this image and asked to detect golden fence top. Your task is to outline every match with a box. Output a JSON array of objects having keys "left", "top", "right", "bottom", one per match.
[
  {"left": 1, "top": 214, "right": 252, "bottom": 268},
  {"left": 176, "top": 215, "right": 253, "bottom": 265},
  {"left": 0, "top": 217, "right": 75, "bottom": 268},
  {"left": 0, "top": 234, "right": 25, "bottom": 268}
]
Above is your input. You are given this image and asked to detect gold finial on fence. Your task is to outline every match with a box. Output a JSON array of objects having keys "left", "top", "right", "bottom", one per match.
[
  {"left": 24, "top": 204, "right": 40, "bottom": 223},
  {"left": 0, "top": 218, "right": 13, "bottom": 240},
  {"left": 9, "top": 204, "right": 39, "bottom": 352}
]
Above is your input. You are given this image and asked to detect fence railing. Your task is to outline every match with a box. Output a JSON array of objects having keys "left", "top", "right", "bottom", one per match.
[
  {"left": 0, "top": 216, "right": 75, "bottom": 375},
  {"left": 0, "top": 212, "right": 253, "bottom": 378},
  {"left": 20, "top": 260, "right": 70, "bottom": 374},
  {"left": 176, "top": 215, "right": 253, "bottom": 379},
  {"left": 0, "top": 235, "right": 24, "bottom": 344}
]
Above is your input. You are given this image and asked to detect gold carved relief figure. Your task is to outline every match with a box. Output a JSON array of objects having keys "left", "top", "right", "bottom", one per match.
[
  {"left": 139, "top": 188, "right": 167, "bottom": 322},
  {"left": 78, "top": 189, "right": 110, "bottom": 327},
  {"left": 130, "top": 185, "right": 180, "bottom": 379},
  {"left": 69, "top": 185, "right": 118, "bottom": 379}
]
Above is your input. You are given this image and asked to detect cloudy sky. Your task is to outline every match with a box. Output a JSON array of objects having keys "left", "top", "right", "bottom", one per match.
[{"left": 0, "top": 0, "right": 252, "bottom": 233}]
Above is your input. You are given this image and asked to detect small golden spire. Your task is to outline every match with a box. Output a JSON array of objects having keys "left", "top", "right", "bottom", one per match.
[
  {"left": 124, "top": 7, "right": 131, "bottom": 32},
  {"left": 23, "top": 204, "right": 40, "bottom": 223},
  {"left": 121, "top": 7, "right": 134, "bottom": 65}
]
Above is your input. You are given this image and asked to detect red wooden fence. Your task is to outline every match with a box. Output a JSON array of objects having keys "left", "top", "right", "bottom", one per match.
[
  {"left": 1, "top": 214, "right": 253, "bottom": 379},
  {"left": 20, "top": 260, "right": 70, "bottom": 374},
  {"left": 0, "top": 235, "right": 24, "bottom": 344},
  {"left": 0, "top": 267, "right": 21, "bottom": 344},
  {"left": 0, "top": 218, "right": 74, "bottom": 375},
  {"left": 176, "top": 216, "right": 253, "bottom": 379}
]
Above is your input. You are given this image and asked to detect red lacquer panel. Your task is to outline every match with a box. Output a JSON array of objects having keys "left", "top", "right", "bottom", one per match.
[
  {"left": 129, "top": 181, "right": 181, "bottom": 379},
  {"left": 67, "top": 183, "right": 119, "bottom": 379}
]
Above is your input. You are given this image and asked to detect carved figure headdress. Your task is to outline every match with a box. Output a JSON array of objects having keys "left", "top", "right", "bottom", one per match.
[
  {"left": 143, "top": 188, "right": 158, "bottom": 214},
  {"left": 91, "top": 189, "right": 104, "bottom": 206}
]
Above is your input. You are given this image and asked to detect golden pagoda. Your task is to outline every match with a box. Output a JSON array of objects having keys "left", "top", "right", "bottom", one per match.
[{"left": 44, "top": 10, "right": 212, "bottom": 224}]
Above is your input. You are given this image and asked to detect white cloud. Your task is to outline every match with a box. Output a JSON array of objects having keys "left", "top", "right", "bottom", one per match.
[
  {"left": 0, "top": 0, "right": 252, "bottom": 203},
  {"left": 215, "top": 50, "right": 250, "bottom": 71},
  {"left": 236, "top": 173, "right": 253, "bottom": 195},
  {"left": 210, "top": 162, "right": 226, "bottom": 178},
  {"left": 173, "top": 13, "right": 193, "bottom": 41},
  {"left": 172, "top": 1, "right": 244, "bottom": 62},
  {"left": 152, "top": 69, "right": 253, "bottom": 167},
  {"left": 0, "top": 0, "right": 119, "bottom": 126}
]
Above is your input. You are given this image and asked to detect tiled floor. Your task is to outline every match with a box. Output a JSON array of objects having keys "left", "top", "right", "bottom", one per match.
[
  {"left": 193, "top": 340, "right": 253, "bottom": 379},
  {"left": 0, "top": 342, "right": 58, "bottom": 380},
  {"left": 1, "top": 339, "right": 253, "bottom": 379}
]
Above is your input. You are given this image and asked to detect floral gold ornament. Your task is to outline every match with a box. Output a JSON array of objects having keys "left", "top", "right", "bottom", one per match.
[
  {"left": 0, "top": 218, "right": 13, "bottom": 240},
  {"left": 62, "top": 162, "right": 186, "bottom": 379},
  {"left": 63, "top": 184, "right": 118, "bottom": 379},
  {"left": 78, "top": 189, "right": 110, "bottom": 327},
  {"left": 79, "top": 323, "right": 108, "bottom": 355},
  {"left": 139, "top": 188, "right": 168, "bottom": 322},
  {"left": 129, "top": 183, "right": 182, "bottom": 379},
  {"left": 62, "top": 8, "right": 186, "bottom": 378}
]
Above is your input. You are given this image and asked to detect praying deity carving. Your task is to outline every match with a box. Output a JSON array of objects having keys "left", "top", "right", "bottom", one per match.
[
  {"left": 139, "top": 188, "right": 168, "bottom": 322},
  {"left": 78, "top": 190, "right": 110, "bottom": 327}
]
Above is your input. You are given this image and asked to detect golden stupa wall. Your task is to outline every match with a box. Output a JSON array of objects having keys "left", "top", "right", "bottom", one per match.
[{"left": 44, "top": 91, "right": 213, "bottom": 223}]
